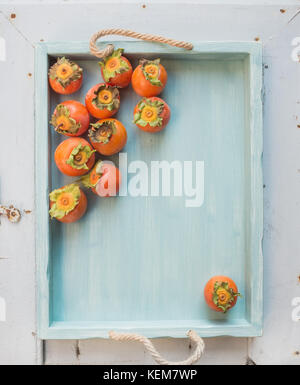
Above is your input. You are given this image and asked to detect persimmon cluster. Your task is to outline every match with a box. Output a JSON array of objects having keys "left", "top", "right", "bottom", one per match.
[{"left": 48, "top": 50, "right": 170, "bottom": 223}]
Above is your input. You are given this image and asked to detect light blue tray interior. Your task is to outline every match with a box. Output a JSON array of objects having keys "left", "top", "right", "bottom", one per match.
[
  {"left": 35, "top": 41, "right": 262, "bottom": 339},
  {"left": 51, "top": 55, "right": 248, "bottom": 325}
]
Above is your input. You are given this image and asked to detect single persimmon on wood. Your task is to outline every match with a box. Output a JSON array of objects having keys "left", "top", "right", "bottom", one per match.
[
  {"left": 99, "top": 48, "right": 133, "bottom": 88},
  {"left": 88, "top": 118, "right": 127, "bottom": 156},
  {"left": 50, "top": 100, "right": 90, "bottom": 137},
  {"left": 204, "top": 276, "right": 240, "bottom": 313},
  {"left": 48, "top": 57, "right": 83, "bottom": 95},
  {"left": 49, "top": 184, "right": 87, "bottom": 223},
  {"left": 54, "top": 137, "right": 95, "bottom": 177},
  {"left": 133, "top": 97, "right": 170, "bottom": 133},
  {"left": 80, "top": 160, "right": 121, "bottom": 197},
  {"left": 131, "top": 58, "right": 167, "bottom": 97},
  {"left": 85, "top": 83, "right": 120, "bottom": 119}
]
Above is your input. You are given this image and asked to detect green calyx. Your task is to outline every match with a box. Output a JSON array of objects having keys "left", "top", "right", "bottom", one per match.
[
  {"left": 50, "top": 104, "right": 81, "bottom": 135},
  {"left": 79, "top": 160, "right": 103, "bottom": 189},
  {"left": 48, "top": 57, "right": 82, "bottom": 88},
  {"left": 88, "top": 120, "right": 116, "bottom": 144},
  {"left": 99, "top": 48, "right": 129, "bottom": 82},
  {"left": 92, "top": 84, "right": 120, "bottom": 111},
  {"left": 140, "top": 58, "right": 162, "bottom": 87},
  {"left": 66, "top": 143, "right": 95, "bottom": 170},
  {"left": 133, "top": 98, "right": 164, "bottom": 127},
  {"left": 49, "top": 184, "right": 80, "bottom": 219},
  {"left": 212, "top": 281, "right": 241, "bottom": 313}
]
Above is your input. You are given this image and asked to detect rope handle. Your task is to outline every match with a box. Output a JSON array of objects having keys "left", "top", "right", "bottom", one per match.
[
  {"left": 90, "top": 29, "right": 193, "bottom": 59},
  {"left": 109, "top": 329, "right": 204, "bottom": 365}
]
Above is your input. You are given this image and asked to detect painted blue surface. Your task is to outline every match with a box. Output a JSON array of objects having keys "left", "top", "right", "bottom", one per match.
[{"left": 35, "top": 41, "right": 263, "bottom": 339}]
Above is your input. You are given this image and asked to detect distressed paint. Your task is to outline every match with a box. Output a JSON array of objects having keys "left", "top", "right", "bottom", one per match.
[
  {"left": 0, "top": 10, "right": 37, "bottom": 365},
  {"left": 35, "top": 41, "right": 263, "bottom": 340}
]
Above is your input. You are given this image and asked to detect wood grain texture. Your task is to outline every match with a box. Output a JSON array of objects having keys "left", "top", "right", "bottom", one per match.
[
  {"left": 0, "top": 11, "right": 37, "bottom": 364},
  {"left": 45, "top": 336, "right": 247, "bottom": 365},
  {"left": 35, "top": 41, "right": 263, "bottom": 339}
]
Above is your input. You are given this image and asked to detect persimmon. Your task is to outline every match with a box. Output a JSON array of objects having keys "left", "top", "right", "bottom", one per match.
[
  {"left": 49, "top": 184, "right": 87, "bottom": 223},
  {"left": 133, "top": 97, "right": 170, "bottom": 133},
  {"left": 54, "top": 137, "right": 95, "bottom": 177},
  {"left": 85, "top": 83, "right": 120, "bottom": 119},
  {"left": 131, "top": 58, "right": 167, "bottom": 97},
  {"left": 88, "top": 118, "right": 127, "bottom": 156},
  {"left": 81, "top": 160, "right": 121, "bottom": 197},
  {"left": 204, "top": 276, "right": 240, "bottom": 313},
  {"left": 99, "top": 48, "right": 132, "bottom": 88},
  {"left": 50, "top": 100, "right": 90, "bottom": 137},
  {"left": 49, "top": 57, "right": 83, "bottom": 95}
]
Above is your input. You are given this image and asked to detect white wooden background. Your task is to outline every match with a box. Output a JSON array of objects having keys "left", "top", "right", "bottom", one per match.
[{"left": 0, "top": 0, "right": 300, "bottom": 365}]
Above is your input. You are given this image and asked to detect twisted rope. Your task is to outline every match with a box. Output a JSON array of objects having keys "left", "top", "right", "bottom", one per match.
[
  {"left": 109, "top": 330, "right": 204, "bottom": 365},
  {"left": 90, "top": 29, "right": 193, "bottom": 58}
]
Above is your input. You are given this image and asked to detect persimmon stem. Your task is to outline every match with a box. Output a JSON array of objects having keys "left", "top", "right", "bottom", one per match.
[{"left": 55, "top": 123, "right": 64, "bottom": 132}]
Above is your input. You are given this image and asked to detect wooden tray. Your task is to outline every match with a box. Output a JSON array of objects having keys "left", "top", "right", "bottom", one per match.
[{"left": 35, "top": 41, "right": 263, "bottom": 339}]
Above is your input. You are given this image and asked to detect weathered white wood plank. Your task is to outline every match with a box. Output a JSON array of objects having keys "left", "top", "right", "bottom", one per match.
[
  {"left": 249, "top": 16, "right": 300, "bottom": 365},
  {"left": 4, "top": 0, "right": 300, "bottom": 5},
  {"left": 0, "top": 3, "right": 291, "bottom": 45},
  {"left": 45, "top": 337, "right": 247, "bottom": 365},
  {"left": 0, "top": 12, "right": 37, "bottom": 364}
]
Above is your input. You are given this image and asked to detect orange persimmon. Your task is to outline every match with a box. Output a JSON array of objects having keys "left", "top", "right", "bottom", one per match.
[
  {"left": 54, "top": 137, "right": 95, "bottom": 177},
  {"left": 85, "top": 83, "right": 120, "bottom": 119},
  {"left": 99, "top": 49, "right": 132, "bottom": 88},
  {"left": 204, "top": 276, "right": 240, "bottom": 313},
  {"left": 50, "top": 100, "right": 90, "bottom": 137},
  {"left": 88, "top": 118, "right": 127, "bottom": 156},
  {"left": 131, "top": 58, "right": 167, "bottom": 97},
  {"left": 49, "top": 184, "right": 87, "bottom": 223},
  {"left": 81, "top": 160, "right": 121, "bottom": 197},
  {"left": 133, "top": 97, "right": 170, "bottom": 133},
  {"left": 49, "top": 57, "right": 83, "bottom": 95}
]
